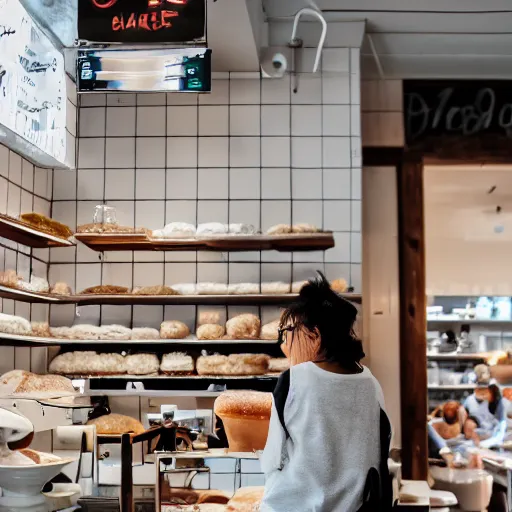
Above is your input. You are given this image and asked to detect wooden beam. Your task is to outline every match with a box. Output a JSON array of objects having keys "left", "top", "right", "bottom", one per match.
[{"left": 397, "top": 154, "right": 428, "bottom": 481}]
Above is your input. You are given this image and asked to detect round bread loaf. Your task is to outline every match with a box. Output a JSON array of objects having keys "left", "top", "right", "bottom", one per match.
[
  {"left": 266, "top": 224, "right": 291, "bottom": 235},
  {"left": 226, "top": 314, "right": 261, "bottom": 340},
  {"left": 261, "top": 320, "right": 279, "bottom": 340},
  {"left": 125, "top": 354, "right": 160, "bottom": 375},
  {"left": 161, "top": 320, "right": 190, "bottom": 339},
  {"left": 197, "top": 324, "right": 225, "bottom": 340},
  {"left": 50, "top": 281, "right": 72, "bottom": 295},
  {"left": 87, "top": 413, "right": 145, "bottom": 435}
]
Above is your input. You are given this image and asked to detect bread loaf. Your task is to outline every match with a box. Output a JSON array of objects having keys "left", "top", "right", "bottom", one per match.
[
  {"left": 50, "top": 281, "right": 72, "bottom": 295},
  {"left": 0, "top": 313, "right": 31, "bottom": 335},
  {"left": 19, "top": 449, "right": 62, "bottom": 465},
  {"left": 266, "top": 224, "right": 291, "bottom": 235},
  {"left": 292, "top": 223, "right": 319, "bottom": 233},
  {"left": 99, "top": 324, "right": 132, "bottom": 340},
  {"left": 291, "top": 281, "right": 307, "bottom": 293},
  {"left": 227, "top": 283, "right": 260, "bottom": 295},
  {"left": 87, "top": 413, "right": 145, "bottom": 435},
  {"left": 20, "top": 213, "right": 73, "bottom": 239},
  {"left": 30, "top": 322, "right": 51, "bottom": 338},
  {"left": 197, "top": 283, "right": 229, "bottom": 295},
  {"left": 125, "top": 354, "right": 159, "bottom": 375},
  {"left": 132, "top": 285, "right": 178, "bottom": 295},
  {"left": 17, "top": 275, "right": 49, "bottom": 293},
  {"left": 228, "top": 223, "right": 255, "bottom": 235},
  {"left": 331, "top": 278, "right": 348, "bottom": 293},
  {"left": 197, "top": 354, "right": 269, "bottom": 376},
  {"left": 151, "top": 222, "right": 196, "bottom": 238},
  {"left": 261, "top": 320, "right": 279, "bottom": 341},
  {"left": 196, "top": 223, "right": 228, "bottom": 236},
  {"left": 0, "top": 370, "right": 76, "bottom": 397},
  {"left": 0, "top": 269, "right": 21, "bottom": 287},
  {"left": 131, "top": 327, "right": 160, "bottom": 340},
  {"left": 172, "top": 283, "right": 197, "bottom": 295},
  {"left": 161, "top": 321, "right": 190, "bottom": 339},
  {"left": 160, "top": 353, "right": 194, "bottom": 375},
  {"left": 226, "top": 487, "right": 264, "bottom": 511},
  {"left": 80, "top": 285, "right": 130, "bottom": 295},
  {"left": 261, "top": 282, "right": 290, "bottom": 294},
  {"left": 198, "top": 311, "right": 221, "bottom": 326},
  {"left": 269, "top": 358, "right": 290, "bottom": 373},
  {"left": 226, "top": 314, "right": 260, "bottom": 340},
  {"left": 77, "top": 223, "right": 144, "bottom": 234},
  {"left": 49, "top": 351, "right": 126, "bottom": 376},
  {"left": 197, "top": 324, "right": 225, "bottom": 340}
]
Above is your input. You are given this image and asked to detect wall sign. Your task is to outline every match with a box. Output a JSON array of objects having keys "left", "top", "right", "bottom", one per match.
[
  {"left": 78, "top": 0, "right": 206, "bottom": 44},
  {"left": 0, "top": 0, "right": 66, "bottom": 164},
  {"left": 404, "top": 81, "right": 512, "bottom": 151}
]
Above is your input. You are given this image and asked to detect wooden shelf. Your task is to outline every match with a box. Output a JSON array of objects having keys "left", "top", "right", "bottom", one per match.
[
  {"left": 0, "top": 332, "right": 280, "bottom": 347},
  {"left": 428, "top": 384, "right": 477, "bottom": 391},
  {"left": 0, "top": 214, "right": 74, "bottom": 248},
  {"left": 74, "top": 232, "right": 335, "bottom": 252},
  {"left": 0, "top": 285, "right": 362, "bottom": 306}
]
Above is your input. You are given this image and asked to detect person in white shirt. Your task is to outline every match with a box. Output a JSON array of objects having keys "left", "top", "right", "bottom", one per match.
[{"left": 260, "top": 273, "right": 392, "bottom": 512}]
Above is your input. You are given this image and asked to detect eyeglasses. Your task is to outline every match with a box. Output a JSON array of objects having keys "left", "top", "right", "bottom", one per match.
[{"left": 277, "top": 325, "right": 295, "bottom": 345}]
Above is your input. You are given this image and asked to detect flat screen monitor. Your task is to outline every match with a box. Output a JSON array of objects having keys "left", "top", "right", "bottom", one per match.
[{"left": 77, "top": 47, "right": 211, "bottom": 93}]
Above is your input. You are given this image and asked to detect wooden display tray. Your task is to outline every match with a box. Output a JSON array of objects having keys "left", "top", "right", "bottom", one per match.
[
  {"left": 0, "top": 213, "right": 74, "bottom": 248},
  {"left": 97, "top": 425, "right": 164, "bottom": 445},
  {"left": 0, "top": 332, "right": 279, "bottom": 347},
  {"left": 0, "top": 284, "right": 362, "bottom": 306},
  {"left": 74, "top": 232, "right": 335, "bottom": 252}
]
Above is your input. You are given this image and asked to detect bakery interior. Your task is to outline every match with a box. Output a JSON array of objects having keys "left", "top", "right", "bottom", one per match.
[{"left": 3, "top": 0, "right": 512, "bottom": 510}]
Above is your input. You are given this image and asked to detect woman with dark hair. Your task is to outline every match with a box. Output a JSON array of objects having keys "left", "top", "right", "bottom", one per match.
[{"left": 260, "top": 273, "right": 392, "bottom": 512}]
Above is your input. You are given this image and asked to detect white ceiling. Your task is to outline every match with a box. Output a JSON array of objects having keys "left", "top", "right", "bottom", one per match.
[{"left": 264, "top": 0, "right": 512, "bottom": 78}]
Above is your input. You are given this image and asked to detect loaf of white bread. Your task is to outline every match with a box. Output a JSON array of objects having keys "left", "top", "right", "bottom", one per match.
[
  {"left": 197, "top": 354, "right": 269, "bottom": 376},
  {"left": 0, "top": 370, "right": 76, "bottom": 398}
]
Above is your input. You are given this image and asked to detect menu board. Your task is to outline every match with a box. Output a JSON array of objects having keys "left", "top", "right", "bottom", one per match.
[
  {"left": 0, "top": 0, "right": 66, "bottom": 164},
  {"left": 78, "top": 0, "right": 206, "bottom": 44}
]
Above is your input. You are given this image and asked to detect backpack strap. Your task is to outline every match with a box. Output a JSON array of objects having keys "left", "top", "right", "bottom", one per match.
[{"left": 273, "top": 369, "right": 291, "bottom": 439}]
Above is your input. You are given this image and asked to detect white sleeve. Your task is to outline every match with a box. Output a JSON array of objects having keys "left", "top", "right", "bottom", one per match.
[
  {"left": 373, "top": 376, "right": 386, "bottom": 410},
  {"left": 260, "top": 397, "right": 286, "bottom": 475}
]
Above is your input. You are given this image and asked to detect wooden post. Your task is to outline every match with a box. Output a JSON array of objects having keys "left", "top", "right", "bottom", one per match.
[
  {"left": 397, "top": 154, "right": 428, "bottom": 480},
  {"left": 120, "top": 433, "right": 133, "bottom": 512}
]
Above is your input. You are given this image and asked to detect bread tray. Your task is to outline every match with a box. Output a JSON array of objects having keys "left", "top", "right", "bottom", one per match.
[
  {"left": 0, "top": 332, "right": 280, "bottom": 347},
  {"left": 0, "top": 213, "right": 75, "bottom": 248},
  {"left": 75, "top": 232, "right": 335, "bottom": 252},
  {"left": 0, "top": 285, "right": 362, "bottom": 306},
  {"left": 96, "top": 425, "right": 165, "bottom": 444}
]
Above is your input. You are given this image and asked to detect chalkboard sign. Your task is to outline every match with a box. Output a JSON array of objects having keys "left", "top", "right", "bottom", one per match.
[
  {"left": 78, "top": 0, "right": 206, "bottom": 44},
  {"left": 404, "top": 81, "right": 512, "bottom": 152}
]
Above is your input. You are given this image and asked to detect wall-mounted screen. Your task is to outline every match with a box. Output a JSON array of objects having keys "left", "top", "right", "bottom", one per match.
[
  {"left": 78, "top": 0, "right": 206, "bottom": 44},
  {"left": 77, "top": 47, "right": 211, "bottom": 93}
]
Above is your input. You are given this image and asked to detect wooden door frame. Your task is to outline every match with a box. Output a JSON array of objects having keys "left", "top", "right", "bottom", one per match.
[{"left": 363, "top": 147, "right": 512, "bottom": 480}]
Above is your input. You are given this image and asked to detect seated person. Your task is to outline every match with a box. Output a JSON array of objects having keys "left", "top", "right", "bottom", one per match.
[{"left": 463, "top": 383, "right": 507, "bottom": 449}]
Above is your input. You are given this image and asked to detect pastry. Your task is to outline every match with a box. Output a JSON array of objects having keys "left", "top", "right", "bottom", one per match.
[
  {"left": 0, "top": 269, "right": 21, "bottom": 288},
  {"left": 151, "top": 222, "right": 196, "bottom": 238},
  {"left": 19, "top": 449, "right": 62, "bottom": 465},
  {"left": 261, "top": 320, "right": 279, "bottom": 340},
  {"left": 196, "top": 354, "right": 269, "bottom": 376},
  {"left": 227, "top": 487, "right": 265, "bottom": 511},
  {"left": 228, "top": 224, "right": 256, "bottom": 235},
  {"left": 30, "top": 322, "right": 51, "bottom": 338},
  {"left": 20, "top": 213, "right": 73, "bottom": 239},
  {"left": 50, "top": 282, "right": 72, "bottom": 295},
  {"left": 269, "top": 358, "right": 290, "bottom": 373},
  {"left": 215, "top": 392, "right": 271, "bottom": 452},
  {"left": 173, "top": 284, "right": 197, "bottom": 295},
  {"left": 225, "top": 314, "right": 260, "bottom": 340},
  {"left": 261, "top": 282, "right": 291, "bottom": 294},
  {"left": 76, "top": 223, "right": 145, "bottom": 234},
  {"left": 87, "top": 413, "right": 145, "bottom": 435},
  {"left": 0, "top": 313, "right": 32, "bottom": 335},
  {"left": 198, "top": 311, "right": 221, "bottom": 326},
  {"left": 266, "top": 224, "right": 291, "bottom": 235},
  {"left": 291, "top": 281, "right": 307, "bottom": 293},
  {"left": 125, "top": 354, "right": 160, "bottom": 375},
  {"left": 196, "top": 223, "right": 228, "bottom": 236},
  {"left": 292, "top": 223, "right": 319, "bottom": 233},
  {"left": 49, "top": 351, "right": 127, "bottom": 376},
  {"left": 0, "top": 370, "right": 76, "bottom": 397},
  {"left": 331, "top": 278, "right": 348, "bottom": 293},
  {"left": 17, "top": 275, "right": 50, "bottom": 293},
  {"left": 131, "top": 327, "right": 160, "bottom": 340},
  {"left": 197, "top": 283, "right": 229, "bottom": 295},
  {"left": 160, "top": 353, "right": 195, "bottom": 375},
  {"left": 132, "top": 285, "right": 178, "bottom": 295},
  {"left": 99, "top": 325, "right": 132, "bottom": 340},
  {"left": 227, "top": 283, "right": 260, "bottom": 295},
  {"left": 161, "top": 321, "right": 190, "bottom": 339},
  {"left": 80, "top": 285, "right": 130, "bottom": 295},
  {"left": 197, "top": 324, "right": 225, "bottom": 340}
]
